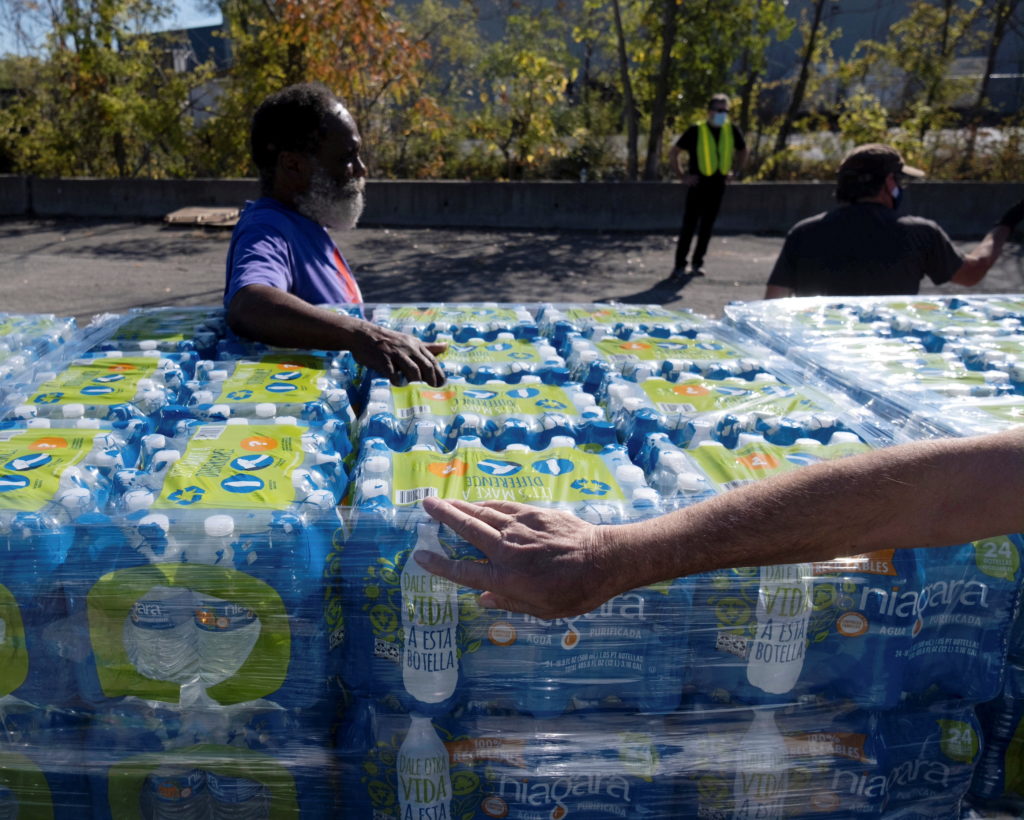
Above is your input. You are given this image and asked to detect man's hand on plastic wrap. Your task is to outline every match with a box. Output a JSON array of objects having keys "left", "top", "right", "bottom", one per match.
[
  {"left": 418, "top": 497, "right": 630, "bottom": 620},
  {"left": 346, "top": 322, "right": 447, "bottom": 387}
]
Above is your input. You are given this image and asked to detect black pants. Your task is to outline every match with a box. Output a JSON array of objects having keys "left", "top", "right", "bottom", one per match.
[{"left": 675, "top": 175, "right": 726, "bottom": 269}]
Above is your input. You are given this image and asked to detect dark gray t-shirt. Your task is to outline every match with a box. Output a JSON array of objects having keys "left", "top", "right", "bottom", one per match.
[{"left": 767, "top": 202, "right": 964, "bottom": 296}]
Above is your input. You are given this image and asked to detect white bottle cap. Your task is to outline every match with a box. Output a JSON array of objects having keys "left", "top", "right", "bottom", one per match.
[
  {"left": 77, "top": 417, "right": 101, "bottom": 429},
  {"left": 227, "top": 417, "right": 249, "bottom": 425},
  {"left": 56, "top": 486, "right": 91, "bottom": 512},
  {"left": 207, "top": 404, "right": 231, "bottom": 419},
  {"left": 632, "top": 487, "right": 659, "bottom": 507},
  {"left": 360, "top": 478, "right": 389, "bottom": 498},
  {"left": 505, "top": 443, "right": 530, "bottom": 452},
  {"left": 152, "top": 449, "right": 180, "bottom": 470},
  {"left": 143, "top": 434, "right": 167, "bottom": 452},
  {"left": 208, "top": 369, "right": 228, "bottom": 382},
  {"left": 138, "top": 340, "right": 158, "bottom": 350},
  {"left": 27, "top": 417, "right": 51, "bottom": 428},
  {"left": 571, "top": 392, "right": 596, "bottom": 408},
  {"left": 677, "top": 472, "right": 707, "bottom": 493},
  {"left": 457, "top": 435, "right": 484, "bottom": 448},
  {"left": 12, "top": 404, "right": 36, "bottom": 420},
  {"left": 364, "top": 401, "right": 390, "bottom": 419},
  {"left": 736, "top": 433, "right": 764, "bottom": 447},
  {"left": 615, "top": 464, "right": 645, "bottom": 485},
  {"left": 607, "top": 383, "right": 630, "bottom": 400},
  {"left": 520, "top": 374, "right": 542, "bottom": 384},
  {"left": 622, "top": 397, "right": 645, "bottom": 412},
  {"left": 659, "top": 451, "right": 687, "bottom": 472},
  {"left": 496, "top": 332, "right": 515, "bottom": 341},
  {"left": 204, "top": 514, "right": 235, "bottom": 538},
  {"left": 369, "top": 387, "right": 392, "bottom": 403},
  {"left": 274, "top": 415, "right": 298, "bottom": 425},
  {"left": 579, "top": 349, "right": 598, "bottom": 364},
  {"left": 123, "top": 488, "right": 155, "bottom": 513},
  {"left": 828, "top": 431, "right": 861, "bottom": 445},
  {"left": 191, "top": 390, "right": 215, "bottom": 405},
  {"left": 794, "top": 437, "right": 822, "bottom": 447},
  {"left": 61, "top": 404, "right": 86, "bottom": 419},
  {"left": 255, "top": 403, "right": 277, "bottom": 418},
  {"left": 549, "top": 435, "right": 576, "bottom": 448},
  {"left": 363, "top": 456, "right": 390, "bottom": 474}
]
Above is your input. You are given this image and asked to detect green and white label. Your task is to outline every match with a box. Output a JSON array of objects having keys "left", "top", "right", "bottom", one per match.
[
  {"left": 688, "top": 440, "right": 872, "bottom": 488},
  {"left": 564, "top": 306, "right": 681, "bottom": 324},
  {"left": 153, "top": 425, "right": 303, "bottom": 511},
  {"left": 439, "top": 339, "right": 545, "bottom": 365},
  {"left": 595, "top": 337, "right": 742, "bottom": 362},
  {"left": 112, "top": 312, "right": 211, "bottom": 343},
  {"left": 391, "top": 382, "right": 576, "bottom": 419},
  {"left": 641, "top": 378, "right": 820, "bottom": 416},
  {"left": 27, "top": 357, "right": 162, "bottom": 407},
  {"left": 0, "top": 429, "right": 97, "bottom": 512},
  {"left": 392, "top": 445, "right": 626, "bottom": 505},
  {"left": 88, "top": 564, "right": 289, "bottom": 704},
  {"left": 390, "top": 306, "right": 520, "bottom": 324},
  {"left": 217, "top": 356, "right": 325, "bottom": 406}
]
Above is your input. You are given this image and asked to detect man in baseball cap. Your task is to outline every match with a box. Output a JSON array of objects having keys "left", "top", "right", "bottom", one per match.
[{"left": 765, "top": 142, "right": 1021, "bottom": 298}]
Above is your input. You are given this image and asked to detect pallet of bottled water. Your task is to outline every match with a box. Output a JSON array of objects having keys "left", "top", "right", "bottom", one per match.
[{"left": 1, "top": 300, "right": 1023, "bottom": 817}]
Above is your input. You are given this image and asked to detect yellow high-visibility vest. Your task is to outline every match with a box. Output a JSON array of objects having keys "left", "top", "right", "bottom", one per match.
[{"left": 696, "top": 121, "right": 734, "bottom": 176}]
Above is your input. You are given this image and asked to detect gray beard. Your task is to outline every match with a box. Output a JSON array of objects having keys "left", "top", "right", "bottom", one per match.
[{"left": 295, "top": 165, "right": 365, "bottom": 230}]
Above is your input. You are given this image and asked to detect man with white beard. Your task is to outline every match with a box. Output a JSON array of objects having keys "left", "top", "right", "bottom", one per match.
[{"left": 224, "top": 82, "right": 446, "bottom": 386}]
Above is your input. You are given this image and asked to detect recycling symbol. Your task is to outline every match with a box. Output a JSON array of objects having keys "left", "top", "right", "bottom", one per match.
[
  {"left": 571, "top": 478, "right": 611, "bottom": 496},
  {"left": 227, "top": 390, "right": 253, "bottom": 400},
  {"left": 168, "top": 486, "right": 206, "bottom": 506},
  {"left": 535, "top": 398, "right": 567, "bottom": 410},
  {"left": 33, "top": 392, "right": 64, "bottom": 405}
]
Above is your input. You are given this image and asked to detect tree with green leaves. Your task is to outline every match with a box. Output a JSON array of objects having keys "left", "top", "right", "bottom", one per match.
[{"left": 0, "top": 0, "right": 213, "bottom": 177}]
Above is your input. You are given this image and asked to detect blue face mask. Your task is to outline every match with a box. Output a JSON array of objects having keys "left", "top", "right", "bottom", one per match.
[
  {"left": 890, "top": 184, "right": 903, "bottom": 211},
  {"left": 711, "top": 112, "right": 728, "bottom": 128}
]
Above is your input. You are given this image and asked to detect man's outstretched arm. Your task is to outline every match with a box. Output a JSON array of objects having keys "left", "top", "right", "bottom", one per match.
[
  {"left": 418, "top": 428, "right": 1024, "bottom": 619},
  {"left": 227, "top": 284, "right": 446, "bottom": 386}
]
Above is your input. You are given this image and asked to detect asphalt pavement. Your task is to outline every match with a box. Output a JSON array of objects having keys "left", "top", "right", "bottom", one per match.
[{"left": 1, "top": 217, "right": 1021, "bottom": 323}]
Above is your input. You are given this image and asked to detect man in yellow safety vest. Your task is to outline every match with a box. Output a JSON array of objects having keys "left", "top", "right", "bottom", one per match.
[{"left": 669, "top": 93, "right": 747, "bottom": 278}]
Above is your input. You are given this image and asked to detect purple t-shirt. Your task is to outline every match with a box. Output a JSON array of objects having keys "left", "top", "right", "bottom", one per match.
[{"left": 223, "top": 197, "right": 362, "bottom": 309}]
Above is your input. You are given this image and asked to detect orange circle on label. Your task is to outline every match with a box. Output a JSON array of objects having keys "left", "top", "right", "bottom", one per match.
[
  {"left": 621, "top": 342, "right": 652, "bottom": 351},
  {"left": 551, "top": 806, "right": 567, "bottom": 820},
  {"left": 836, "top": 611, "right": 869, "bottom": 637},
  {"left": 277, "top": 362, "right": 302, "bottom": 370},
  {"left": 107, "top": 363, "right": 137, "bottom": 372},
  {"left": 673, "top": 384, "right": 710, "bottom": 397},
  {"left": 29, "top": 437, "right": 68, "bottom": 451},
  {"left": 811, "top": 792, "right": 840, "bottom": 811},
  {"left": 241, "top": 435, "right": 277, "bottom": 451},
  {"left": 487, "top": 622, "right": 517, "bottom": 646},
  {"left": 480, "top": 796, "right": 508, "bottom": 818}
]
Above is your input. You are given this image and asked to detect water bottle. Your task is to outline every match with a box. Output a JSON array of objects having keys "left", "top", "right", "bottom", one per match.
[
  {"left": 746, "top": 563, "right": 813, "bottom": 696},
  {"left": 402, "top": 524, "right": 459, "bottom": 705},
  {"left": 124, "top": 586, "right": 199, "bottom": 684},
  {"left": 194, "top": 593, "right": 261, "bottom": 686},
  {"left": 140, "top": 767, "right": 208, "bottom": 820},
  {"left": 397, "top": 715, "right": 452, "bottom": 820},
  {"left": 207, "top": 771, "right": 269, "bottom": 820},
  {"left": 730, "top": 708, "right": 790, "bottom": 818}
]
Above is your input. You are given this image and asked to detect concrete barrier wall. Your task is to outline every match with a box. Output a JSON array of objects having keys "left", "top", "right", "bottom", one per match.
[{"left": 0, "top": 176, "right": 1016, "bottom": 237}]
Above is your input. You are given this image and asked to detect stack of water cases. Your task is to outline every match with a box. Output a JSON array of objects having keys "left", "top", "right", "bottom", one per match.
[
  {"left": 0, "top": 312, "right": 88, "bottom": 415},
  {"left": 3, "top": 300, "right": 1023, "bottom": 817},
  {"left": 725, "top": 294, "right": 1024, "bottom": 437},
  {"left": 727, "top": 294, "right": 1024, "bottom": 817},
  {"left": 0, "top": 307, "right": 353, "bottom": 817},
  {"left": 337, "top": 301, "right": 1023, "bottom": 819}
]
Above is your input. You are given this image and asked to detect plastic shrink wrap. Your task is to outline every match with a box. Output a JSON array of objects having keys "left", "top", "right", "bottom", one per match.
[{"left": 0, "top": 299, "right": 1022, "bottom": 818}]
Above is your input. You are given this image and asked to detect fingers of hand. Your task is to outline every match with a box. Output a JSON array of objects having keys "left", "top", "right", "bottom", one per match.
[
  {"left": 414, "top": 549, "right": 492, "bottom": 591},
  {"left": 422, "top": 497, "right": 503, "bottom": 553}
]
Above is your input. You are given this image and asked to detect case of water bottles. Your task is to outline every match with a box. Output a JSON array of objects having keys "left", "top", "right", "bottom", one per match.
[{"left": 2, "top": 299, "right": 1024, "bottom": 817}]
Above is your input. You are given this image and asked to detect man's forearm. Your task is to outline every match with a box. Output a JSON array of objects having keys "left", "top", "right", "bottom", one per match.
[
  {"left": 227, "top": 284, "right": 366, "bottom": 350},
  {"left": 954, "top": 225, "right": 1010, "bottom": 285},
  {"left": 602, "top": 429, "right": 1024, "bottom": 591}
]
